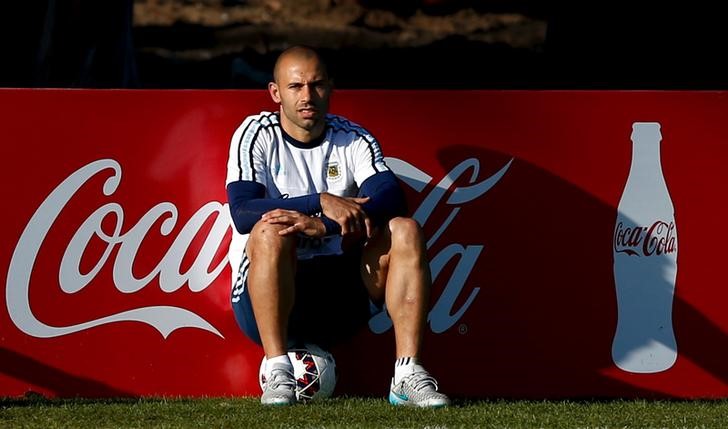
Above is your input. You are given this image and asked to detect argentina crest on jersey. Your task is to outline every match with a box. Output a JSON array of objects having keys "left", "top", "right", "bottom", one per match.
[{"left": 325, "top": 160, "right": 341, "bottom": 182}]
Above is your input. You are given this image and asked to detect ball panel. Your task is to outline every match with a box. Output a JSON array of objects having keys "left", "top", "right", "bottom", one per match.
[{"left": 258, "top": 343, "right": 336, "bottom": 401}]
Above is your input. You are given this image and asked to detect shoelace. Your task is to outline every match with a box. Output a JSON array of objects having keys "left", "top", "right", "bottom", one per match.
[
  {"left": 405, "top": 371, "right": 439, "bottom": 392},
  {"left": 267, "top": 368, "right": 296, "bottom": 390}
]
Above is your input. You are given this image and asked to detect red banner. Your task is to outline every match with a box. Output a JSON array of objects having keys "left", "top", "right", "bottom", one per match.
[{"left": 2, "top": 89, "right": 727, "bottom": 398}]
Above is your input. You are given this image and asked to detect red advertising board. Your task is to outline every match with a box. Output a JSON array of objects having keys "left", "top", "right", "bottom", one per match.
[{"left": 2, "top": 89, "right": 727, "bottom": 398}]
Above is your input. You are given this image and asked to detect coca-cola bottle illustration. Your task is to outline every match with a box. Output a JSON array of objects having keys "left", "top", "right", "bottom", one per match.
[{"left": 612, "top": 122, "right": 678, "bottom": 373}]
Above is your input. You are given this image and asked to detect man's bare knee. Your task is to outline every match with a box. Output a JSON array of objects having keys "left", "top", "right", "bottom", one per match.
[
  {"left": 388, "top": 217, "right": 425, "bottom": 249},
  {"left": 247, "top": 220, "right": 296, "bottom": 259}
]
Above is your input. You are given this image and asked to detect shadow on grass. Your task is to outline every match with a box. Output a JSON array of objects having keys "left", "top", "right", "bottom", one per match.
[{"left": 0, "top": 347, "right": 134, "bottom": 401}]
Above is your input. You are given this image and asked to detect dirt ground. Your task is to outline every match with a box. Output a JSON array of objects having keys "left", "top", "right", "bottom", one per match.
[
  {"left": 4, "top": 1, "right": 725, "bottom": 89},
  {"left": 131, "top": 0, "right": 548, "bottom": 88},
  {"left": 133, "top": 0, "right": 546, "bottom": 54}
]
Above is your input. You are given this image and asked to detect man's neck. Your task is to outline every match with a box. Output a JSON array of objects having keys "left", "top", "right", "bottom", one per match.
[{"left": 280, "top": 118, "right": 325, "bottom": 144}]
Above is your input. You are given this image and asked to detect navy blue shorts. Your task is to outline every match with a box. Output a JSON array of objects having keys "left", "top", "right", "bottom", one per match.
[{"left": 231, "top": 247, "right": 376, "bottom": 349}]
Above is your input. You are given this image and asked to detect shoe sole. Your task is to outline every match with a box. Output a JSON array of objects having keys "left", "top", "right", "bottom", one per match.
[
  {"left": 261, "top": 399, "right": 296, "bottom": 406},
  {"left": 389, "top": 392, "right": 449, "bottom": 408},
  {"left": 261, "top": 395, "right": 297, "bottom": 406}
]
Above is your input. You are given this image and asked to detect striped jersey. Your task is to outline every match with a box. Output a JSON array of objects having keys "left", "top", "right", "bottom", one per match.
[{"left": 226, "top": 111, "right": 390, "bottom": 273}]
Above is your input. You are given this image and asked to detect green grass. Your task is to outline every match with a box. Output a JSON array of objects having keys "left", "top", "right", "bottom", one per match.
[{"left": 2, "top": 396, "right": 728, "bottom": 428}]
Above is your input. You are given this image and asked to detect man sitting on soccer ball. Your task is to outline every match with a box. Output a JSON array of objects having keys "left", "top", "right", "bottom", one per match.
[{"left": 225, "top": 45, "right": 450, "bottom": 407}]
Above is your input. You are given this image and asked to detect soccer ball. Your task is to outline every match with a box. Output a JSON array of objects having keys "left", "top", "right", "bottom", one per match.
[{"left": 259, "top": 343, "right": 337, "bottom": 401}]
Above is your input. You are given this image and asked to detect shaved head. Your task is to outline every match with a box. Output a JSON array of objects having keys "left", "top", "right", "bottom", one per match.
[
  {"left": 273, "top": 46, "right": 328, "bottom": 84},
  {"left": 268, "top": 45, "right": 332, "bottom": 143}
]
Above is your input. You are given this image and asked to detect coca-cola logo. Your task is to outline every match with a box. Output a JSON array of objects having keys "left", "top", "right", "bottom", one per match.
[
  {"left": 613, "top": 220, "right": 677, "bottom": 257},
  {"left": 6, "top": 157, "right": 511, "bottom": 339},
  {"left": 6, "top": 160, "right": 229, "bottom": 339}
]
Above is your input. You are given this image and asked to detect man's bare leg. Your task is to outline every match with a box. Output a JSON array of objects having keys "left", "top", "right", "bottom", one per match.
[
  {"left": 361, "top": 217, "right": 430, "bottom": 359},
  {"left": 246, "top": 220, "right": 297, "bottom": 358},
  {"left": 246, "top": 220, "right": 299, "bottom": 405},
  {"left": 361, "top": 216, "right": 449, "bottom": 407}
]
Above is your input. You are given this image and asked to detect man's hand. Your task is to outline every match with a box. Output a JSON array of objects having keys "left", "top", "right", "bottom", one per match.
[
  {"left": 261, "top": 209, "right": 326, "bottom": 237},
  {"left": 320, "top": 192, "right": 372, "bottom": 237}
]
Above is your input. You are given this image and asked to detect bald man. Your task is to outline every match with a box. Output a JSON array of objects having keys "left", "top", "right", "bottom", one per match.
[{"left": 226, "top": 46, "right": 450, "bottom": 407}]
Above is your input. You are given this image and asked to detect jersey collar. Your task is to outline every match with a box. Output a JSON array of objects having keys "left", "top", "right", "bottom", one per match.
[{"left": 281, "top": 126, "right": 327, "bottom": 149}]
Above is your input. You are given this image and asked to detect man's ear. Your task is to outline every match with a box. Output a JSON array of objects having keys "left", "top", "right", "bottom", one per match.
[{"left": 268, "top": 82, "right": 281, "bottom": 104}]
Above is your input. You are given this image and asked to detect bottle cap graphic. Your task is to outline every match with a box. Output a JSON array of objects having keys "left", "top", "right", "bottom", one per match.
[{"left": 631, "top": 122, "right": 662, "bottom": 142}]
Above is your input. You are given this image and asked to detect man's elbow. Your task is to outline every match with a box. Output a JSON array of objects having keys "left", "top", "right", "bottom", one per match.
[{"left": 229, "top": 207, "right": 257, "bottom": 234}]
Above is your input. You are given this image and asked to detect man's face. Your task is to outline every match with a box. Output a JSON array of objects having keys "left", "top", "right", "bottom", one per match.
[{"left": 269, "top": 56, "right": 331, "bottom": 136}]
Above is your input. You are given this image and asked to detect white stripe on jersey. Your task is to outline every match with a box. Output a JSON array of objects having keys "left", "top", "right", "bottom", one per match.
[
  {"left": 328, "top": 115, "right": 387, "bottom": 173},
  {"left": 236, "top": 112, "right": 278, "bottom": 181},
  {"left": 231, "top": 252, "right": 250, "bottom": 303}
]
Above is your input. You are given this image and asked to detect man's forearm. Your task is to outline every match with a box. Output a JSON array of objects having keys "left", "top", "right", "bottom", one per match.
[
  {"left": 227, "top": 181, "right": 322, "bottom": 234},
  {"left": 358, "top": 171, "right": 408, "bottom": 226},
  {"left": 227, "top": 171, "right": 407, "bottom": 236}
]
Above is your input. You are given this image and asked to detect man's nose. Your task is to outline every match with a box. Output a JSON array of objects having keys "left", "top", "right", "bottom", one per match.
[{"left": 300, "top": 84, "right": 311, "bottom": 102}]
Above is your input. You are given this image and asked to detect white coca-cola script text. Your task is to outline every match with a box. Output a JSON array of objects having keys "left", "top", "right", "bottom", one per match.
[{"left": 7, "top": 157, "right": 511, "bottom": 338}]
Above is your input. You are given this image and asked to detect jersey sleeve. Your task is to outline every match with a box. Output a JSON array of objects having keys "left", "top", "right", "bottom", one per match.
[
  {"left": 351, "top": 129, "right": 389, "bottom": 187},
  {"left": 226, "top": 114, "right": 273, "bottom": 186}
]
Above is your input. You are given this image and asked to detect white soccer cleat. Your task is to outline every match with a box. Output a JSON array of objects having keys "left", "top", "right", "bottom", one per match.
[
  {"left": 389, "top": 367, "right": 450, "bottom": 408},
  {"left": 261, "top": 364, "right": 297, "bottom": 406}
]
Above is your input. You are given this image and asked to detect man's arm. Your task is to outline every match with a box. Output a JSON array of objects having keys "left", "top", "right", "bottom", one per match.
[
  {"left": 226, "top": 180, "right": 321, "bottom": 234},
  {"left": 227, "top": 180, "right": 360, "bottom": 236},
  {"left": 319, "top": 170, "right": 407, "bottom": 236},
  {"left": 358, "top": 170, "right": 408, "bottom": 224}
]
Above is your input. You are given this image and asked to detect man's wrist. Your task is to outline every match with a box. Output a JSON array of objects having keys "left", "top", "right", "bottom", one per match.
[
  {"left": 320, "top": 215, "right": 341, "bottom": 236},
  {"left": 312, "top": 216, "right": 327, "bottom": 237},
  {"left": 306, "top": 193, "right": 322, "bottom": 214},
  {"left": 318, "top": 192, "right": 329, "bottom": 210}
]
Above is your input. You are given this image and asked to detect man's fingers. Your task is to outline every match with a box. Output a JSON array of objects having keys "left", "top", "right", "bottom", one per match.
[
  {"left": 262, "top": 209, "right": 296, "bottom": 219},
  {"left": 278, "top": 223, "right": 300, "bottom": 236},
  {"left": 266, "top": 214, "right": 296, "bottom": 225},
  {"left": 261, "top": 209, "right": 286, "bottom": 218},
  {"left": 349, "top": 219, "right": 360, "bottom": 234},
  {"left": 265, "top": 215, "right": 285, "bottom": 224},
  {"left": 355, "top": 210, "right": 371, "bottom": 237},
  {"left": 364, "top": 216, "right": 373, "bottom": 238},
  {"left": 349, "top": 197, "right": 370, "bottom": 204},
  {"left": 339, "top": 219, "right": 350, "bottom": 235}
]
